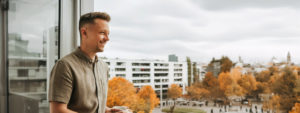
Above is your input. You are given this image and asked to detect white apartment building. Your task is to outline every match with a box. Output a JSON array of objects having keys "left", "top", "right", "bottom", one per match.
[{"left": 103, "top": 58, "right": 188, "bottom": 103}]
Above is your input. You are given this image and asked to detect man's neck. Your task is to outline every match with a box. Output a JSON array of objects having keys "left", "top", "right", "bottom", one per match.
[{"left": 80, "top": 46, "right": 96, "bottom": 61}]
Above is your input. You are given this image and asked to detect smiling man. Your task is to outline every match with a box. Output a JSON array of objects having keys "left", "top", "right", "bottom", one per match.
[{"left": 48, "top": 12, "right": 123, "bottom": 113}]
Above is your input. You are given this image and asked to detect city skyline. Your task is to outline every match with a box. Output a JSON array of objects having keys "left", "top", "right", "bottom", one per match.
[{"left": 94, "top": 0, "right": 300, "bottom": 64}]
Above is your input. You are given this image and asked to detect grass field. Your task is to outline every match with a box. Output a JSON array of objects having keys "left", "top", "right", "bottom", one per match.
[{"left": 162, "top": 107, "right": 206, "bottom": 113}]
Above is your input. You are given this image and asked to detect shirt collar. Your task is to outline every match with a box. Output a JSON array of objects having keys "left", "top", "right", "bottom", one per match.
[{"left": 74, "top": 47, "right": 99, "bottom": 63}]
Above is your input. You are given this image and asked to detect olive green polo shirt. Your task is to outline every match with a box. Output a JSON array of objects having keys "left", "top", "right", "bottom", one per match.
[{"left": 48, "top": 48, "right": 109, "bottom": 113}]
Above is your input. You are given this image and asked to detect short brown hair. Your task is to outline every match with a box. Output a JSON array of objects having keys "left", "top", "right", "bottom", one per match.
[{"left": 79, "top": 12, "right": 111, "bottom": 32}]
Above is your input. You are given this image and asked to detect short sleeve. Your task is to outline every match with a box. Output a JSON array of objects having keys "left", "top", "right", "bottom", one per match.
[{"left": 48, "top": 60, "right": 73, "bottom": 104}]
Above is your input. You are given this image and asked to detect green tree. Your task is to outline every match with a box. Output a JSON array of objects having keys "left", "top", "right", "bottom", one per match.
[
  {"left": 193, "top": 62, "right": 199, "bottom": 83},
  {"left": 187, "top": 57, "right": 192, "bottom": 86}
]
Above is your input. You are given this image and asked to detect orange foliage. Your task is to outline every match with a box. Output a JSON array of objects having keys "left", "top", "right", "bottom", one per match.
[
  {"left": 107, "top": 77, "right": 159, "bottom": 113},
  {"left": 230, "top": 67, "right": 242, "bottom": 82},
  {"left": 238, "top": 74, "right": 257, "bottom": 95},
  {"left": 186, "top": 85, "right": 210, "bottom": 100},
  {"left": 167, "top": 84, "right": 182, "bottom": 99},
  {"left": 107, "top": 77, "right": 137, "bottom": 108},
  {"left": 137, "top": 85, "right": 160, "bottom": 112},
  {"left": 218, "top": 72, "right": 234, "bottom": 96},
  {"left": 202, "top": 72, "right": 218, "bottom": 88},
  {"left": 289, "top": 103, "right": 300, "bottom": 113}
]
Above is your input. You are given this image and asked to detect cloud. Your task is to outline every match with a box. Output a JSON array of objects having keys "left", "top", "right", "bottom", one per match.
[
  {"left": 191, "top": 0, "right": 300, "bottom": 11},
  {"left": 95, "top": 0, "right": 300, "bottom": 64}
]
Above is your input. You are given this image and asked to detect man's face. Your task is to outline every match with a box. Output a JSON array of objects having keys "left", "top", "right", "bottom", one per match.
[{"left": 84, "top": 19, "right": 110, "bottom": 52}]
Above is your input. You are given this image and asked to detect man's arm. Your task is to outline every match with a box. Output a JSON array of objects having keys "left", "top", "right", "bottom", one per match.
[
  {"left": 48, "top": 61, "right": 74, "bottom": 113},
  {"left": 50, "top": 101, "right": 77, "bottom": 113}
]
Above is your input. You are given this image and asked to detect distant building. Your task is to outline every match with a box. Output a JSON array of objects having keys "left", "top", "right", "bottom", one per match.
[
  {"left": 196, "top": 63, "right": 207, "bottom": 82},
  {"left": 206, "top": 59, "right": 221, "bottom": 77},
  {"left": 287, "top": 52, "right": 291, "bottom": 65},
  {"left": 8, "top": 33, "right": 49, "bottom": 105},
  {"left": 168, "top": 54, "right": 178, "bottom": 62},
  {"left": 103, "top": 57, "right": 188, "bottom": 106}
]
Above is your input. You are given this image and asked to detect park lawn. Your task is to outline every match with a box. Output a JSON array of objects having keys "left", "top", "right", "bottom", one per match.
[{"left": 162, "top": 107, "right": 206, "bottom": 113}]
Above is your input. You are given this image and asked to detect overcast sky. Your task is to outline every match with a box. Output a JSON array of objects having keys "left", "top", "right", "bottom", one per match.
[{"left": 95, "top": 0, "right": 300, "bottom": 64}]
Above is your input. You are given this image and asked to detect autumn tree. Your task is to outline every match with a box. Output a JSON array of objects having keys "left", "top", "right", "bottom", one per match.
[
  {"left": 289, "top": 103, "right": 300, "bottom": 113},
  {"left": 237, "top": 74, "right": 257, "bottom": 97},
  {"left": 186, "top": 83, "right": 210, "bottom": 100},
  {"left": 294, "top": 79, "right": 300, "bottom": 99},
  {"left": 251, "top": 82, "right": 269, "bottom": 100},
  {"left": 201, "top": 72, "right": 224, "bottom": 100},
  {"left": 255, "top": 70, "right": 271, "bottom": 83},
  {"left": 268, "top": 66, "right": 279, "bottom": 76},
  {"left": 107, "top": 77, "right": 158, "bottom": 113},
  {"left": 230, "top": 67, "right": 242, "bottom": 82},
  {"left": 218, "top": 72, "right": 234, "bottom": 97},
  {"left": 271, "top": 67, "right": 298, "bottom": 112},
  {"left": 167, "top": 84, "right": 182, "bottom": 113},
  {"left": 220, "top": 56, "right": 233, "bottom": 73},
  {"left": 137, "top": 86, "right": 160, "bottom": 113},
  {"left": 202, "top": 72, "right": 218, "bottom": 89},
  {"left": 107, "top": 77, "right": 137, "bottom": 108}
]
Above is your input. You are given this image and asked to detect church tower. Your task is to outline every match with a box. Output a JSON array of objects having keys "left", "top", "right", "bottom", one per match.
[{"left": 287, "top": 51, "right": 291, "bottom": 64}]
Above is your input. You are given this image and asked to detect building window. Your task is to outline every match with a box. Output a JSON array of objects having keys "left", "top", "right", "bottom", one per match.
[
  {"left": 154, "top": 79, "right": 160, "bottom": 83},
  {"left": 155, "top": 79, "right": 168, "bottom": 83},
  {"left": 174, "top": 78, "right": 182, "bottom": 82},
  {"left": 132, "top": 68, "right": 150, "bottom": 72},
  {"left": 116, "top": 74, "right": 126, "bottom": 77},
  {"left": 174, "top": 73, "right": 182, "bottom": 77},
  {"left": 115, "top": 68, "right": 126, "bottom": 72},
  {"left": 162, "top": 79, "right": 169, "bottom": 83},
  {"left": 116, "top": 62, "right": 125, "bottom": 66},
  {"left": 132, "top": 73, "right": 150, "bottom": 77},
  {"left": 155, "top": 85, "right": 160, "bottom": 88},
  {"left": 174, "top": 69, "right": 183, "bottom": 71},
  {"left": 154, "top": 68, "right": 169, "bottom": 71},
  {"left": 132, "top": 79, "right": 150, "bottom": 83},
  {"left": 162, "top": 85, "right": 168, "bottom": 88},
  {"left": 174, "top": 64, "right": 183, "bottom": 67},
  {"left": 154, "top": 63, "right": 169, "bottom": 67},
  {"left": 132, "top": 63, "right": 150, "bottom": 66},
  {"left": 17, "top": 69, "right": 29, "bottom": 77},
  {"left": 154, "top": 73, "right": 168, "bottom": 77}
]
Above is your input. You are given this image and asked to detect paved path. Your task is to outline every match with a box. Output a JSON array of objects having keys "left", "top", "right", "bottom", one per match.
[{"left": 153, "top": 103, "right": 273, "bottom": 113}]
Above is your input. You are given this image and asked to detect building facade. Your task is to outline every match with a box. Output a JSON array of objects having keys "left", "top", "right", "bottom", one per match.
[{"left": 103, "top": 58, "right": 188, "bottom": 104}]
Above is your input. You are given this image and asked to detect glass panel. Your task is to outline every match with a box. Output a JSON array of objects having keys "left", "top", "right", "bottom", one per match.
[{"left": 8, "top": 0, "right": 59, "bottom": 113}]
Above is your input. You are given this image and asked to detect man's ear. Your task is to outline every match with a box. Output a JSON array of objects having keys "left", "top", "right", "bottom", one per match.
[{"left": 80, "top": 27, "right": 87, "bottom": 38}]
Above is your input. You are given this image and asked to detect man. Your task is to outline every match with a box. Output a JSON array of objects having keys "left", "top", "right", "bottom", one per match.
[{"left": 48, "top": 12, "right": 123, "bottom": 113}]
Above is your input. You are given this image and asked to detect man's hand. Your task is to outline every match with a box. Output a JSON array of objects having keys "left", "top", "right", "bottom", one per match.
[{"left": 105, "top": 107, "right": 124, "bottom": 113}]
